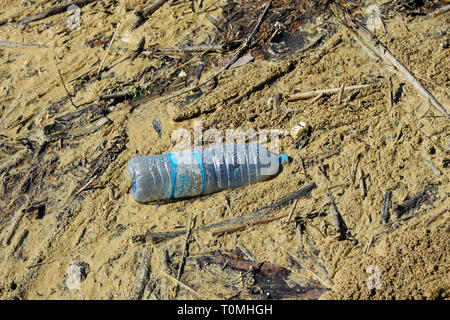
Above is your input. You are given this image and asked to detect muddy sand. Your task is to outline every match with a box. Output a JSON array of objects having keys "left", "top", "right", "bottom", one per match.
[{"left": 0, "top": 0, "right": 449, "bottom": 300}]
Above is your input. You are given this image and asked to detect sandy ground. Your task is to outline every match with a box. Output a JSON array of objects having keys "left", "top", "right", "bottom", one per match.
[{"left": 0, "top": 0, "right": 448, "bottom": 299}]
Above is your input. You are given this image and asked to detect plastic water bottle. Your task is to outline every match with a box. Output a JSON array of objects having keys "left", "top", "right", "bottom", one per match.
[{"left": 128, "top": 144, "right": 289, "bottom": 202}]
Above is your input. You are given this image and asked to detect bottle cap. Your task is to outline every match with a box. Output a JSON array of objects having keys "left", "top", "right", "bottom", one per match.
[{"left": 279, "top": 154, "right": 289, "bottom": 165}]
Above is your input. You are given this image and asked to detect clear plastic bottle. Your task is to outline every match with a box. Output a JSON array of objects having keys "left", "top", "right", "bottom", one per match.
[{"left": 128, "top": 144, "right": 289, "bottom": 202}]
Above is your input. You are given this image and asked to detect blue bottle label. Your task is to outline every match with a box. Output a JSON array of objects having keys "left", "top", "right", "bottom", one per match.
[{"left": 167, "top": 151, "right": 205, "bottom": 198}]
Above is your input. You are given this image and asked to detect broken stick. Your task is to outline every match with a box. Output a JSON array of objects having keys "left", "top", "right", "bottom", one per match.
[
  {"left": 58, "top": 69, "right": 77, "bottom": 108},
  {"left": 174, "top": 213, "right": 194, "bottom": 297},
  {"left": 212, "top": 211, "right": 289, "bottom": 236},
  {"left": 394, "top": 185, "right": 435, "bottom": 218},
  {"left": 138, "top": 183, "right": 316, "bottom": 243},
  {"left": 96, "top": 23, "right": 121, "bottom": 78},
  {"left": 18, "top": 0, "right": 97, "bottom": 25},
  {"left": 287, "top": 84, "right": 373, "bottom": 102}
]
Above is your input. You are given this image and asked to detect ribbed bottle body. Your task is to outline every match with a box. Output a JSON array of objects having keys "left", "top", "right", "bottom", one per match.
[{"left": 128, "top": 144, "right": 285, "bottom": 202}]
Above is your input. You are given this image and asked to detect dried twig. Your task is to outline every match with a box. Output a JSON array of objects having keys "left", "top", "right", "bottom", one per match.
[
  {"left": 236, "top": 244, "right": 254, "bottom": 261},
  {"left": 160, "top": 250, "right": 170, "bottom": 300},
  {"left": 342, "top": 18, "right": 449, "bottom": 119},
  {"left": 18, "top": 0, "right": 97, "bottom": 25},
  {"left": 420, "top": 157, "right": 442, "bottom": 176},
  {"left": 58, "top": 69, "right": 77, "bottom": 108},
  {"left": 97, "top": 23, "right": 121, "bottom": 78},
  {"left": 157, "top": 44, "right": 226, "bottom": 53},
  {"left": 388, "top": 76, "right": 393, "bottom": 108},
  {"left": 174, "top": 213, "right": 194, "bottom": 297},
  {"left": 359, "top": 167, "right": 368, "bottom": 198},
  {"left": 99, "top": 92, "right": 132, "bottom": 101},
  {"left": 74, "top": 174, "right": 99, "bottom": 195},
  {"left": 279, "top": 245, "right": 332, "bottom": 288},
  {"left": 143, "top": 0, "right": 167, "bottom": 17},
  {"left": 194, "top": 253, "right": 328, "bottom": 299},
  {"left": 163, "top": 271, "right": 204, "bottom": 298},
  {"left": 286, "top": 198, "right": 299, "bottom": 223},
  {"left": 287, "top": 84, "right": 373, "bottom": 102}
]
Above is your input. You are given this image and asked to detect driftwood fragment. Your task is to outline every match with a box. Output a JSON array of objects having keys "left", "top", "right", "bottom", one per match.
[
  {"left": 394, "top": 186, "right": 436, "bottom": 218},
  {"left": 133, "top": 0, "right": 167, "bottom": 29},
  {"left": 137, "top": 183, "right": 316, "bottom": 243},
  {"left": 143, "top": 0, "right": 167, "bottom": 17},
  {"left": 97, "top": 23, "right": 120, "bottom": 78},
  {"left": 18, "top": 0, "right": 97, "bottom": 25}
]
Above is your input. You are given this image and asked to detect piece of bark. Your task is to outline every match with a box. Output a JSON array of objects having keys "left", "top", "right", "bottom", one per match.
[{"left": 194, "top": 253, "right": 329, "bottom": 299}]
